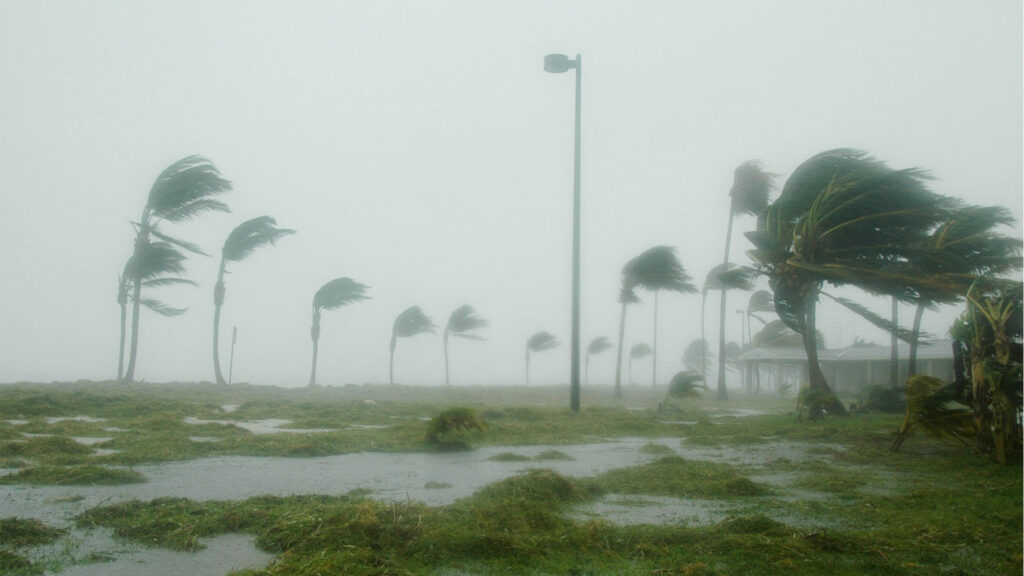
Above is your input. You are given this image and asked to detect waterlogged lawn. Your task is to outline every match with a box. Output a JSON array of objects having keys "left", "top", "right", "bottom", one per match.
[{"left": 0, "top": 381, "right": 1020, "bottom": 575}]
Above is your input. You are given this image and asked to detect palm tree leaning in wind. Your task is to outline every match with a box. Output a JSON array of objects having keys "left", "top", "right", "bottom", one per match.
[
  {"left": 212, "top": 216, "right": 295, "bottom": 384},
  {"left": 122, "top": 156, "right": 232, "bottom": 383},
  {"left": 585, "top": 336, "right": 612, "bottom": 386},
  {"left": 717, "top": 161, "right": 774, "bottom": 400},
  {"left": 390, "top": 306, "right": 437, "bottom": 385},
  {"left": 525, "top": 331, "right": 559, "bottom": 386},
  {"left": 117, "top": 242, "right": 196, "bottom": 380},
  {"left": 613, "top": 246, "right": 697, "bottom": 396},
  {"left": 629, "top": 343, "right": 653, "bottom": 386},
  {"left": 443, "top": 305, "right": 488, "bottom": 387},
  {"left": 309, "top": 278, "right": 370, "bottom": 386},
  {"left": 702, "top": 263, "right": 756, "bottom": 397}
]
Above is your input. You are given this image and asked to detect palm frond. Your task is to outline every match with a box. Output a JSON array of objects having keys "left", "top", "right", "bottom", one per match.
[
  {"left": 157, "top": 198, "right": 231, "bottom": 224},
  {"left": 126, "top": 241, "right": 190, "bottom": 279},
  {"left": 622, "top": 245, "right": 697, "bottom": 294},
  {"left": 730, "top": 160, "right": 775, "bottom": 216},
  {"left": 630, "top": 342, "right": 653, "bottom": 359},
  {"left": 667, "top": 370, "right": 706, "bottom": 398},
  {"left": 393, "top": 306, "right": 437, "bottom": 339},
  {"left": 892, "top": 375, "right": 973, "bottom": 450},
  {"left": 820, "top": 292, "right": 924, "bottom": 343},
  {"left": 703, "top": 263, "right": 756, "bottom": 292},
  {"left": 149, "top": 228, "right": 209, "bottom": 256},
  {"left": 683, "top": 339, "right": 712, "bottom": 371},
  {"left": 746, "top": 290, "right": 774, "bottom": 315},
  {"left": 146, "top": 156, "right": 232, "bottom": 220},
  {"left": 139, "top": 298, "right": 187, "bottom": 317},
  {"left": 313, "top": 278, "right": 371, "bottom": 312},
  {"left": 619, "top": 287, "right": 640, "bottom": 304},
  {"left": 141, "top": 277, "right": 197, "bottom": 289},
  {"left": 222, "top": 216, "right": 296, "bottom": 262},
  {"left": 527, "top": 332, "right": 560, "bottom": 352},
  {"left": 750, "top": 320, "right": 820, "bottom": 348},
  {"left": 587, "top": 336, "right": 612, "bottom": 356},
  {"left": 446, "top": 305, "right": 488, "bottom": 338}
]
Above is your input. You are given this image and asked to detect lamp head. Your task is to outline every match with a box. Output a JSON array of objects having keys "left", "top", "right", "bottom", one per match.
[{"left": 544, "top": 53, "right": 576, "bottom": 73}]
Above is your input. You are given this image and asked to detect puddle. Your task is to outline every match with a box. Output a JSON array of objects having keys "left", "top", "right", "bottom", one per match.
[
  {"left": 6, "top": 419, "right": 29, "bottom": 425},
  {"left": 220, "top": 404, "right": 240, "bottom": 413},
  {"left": 103, "top": 427, "right": 130, "bottom": 433},
  {"left": 182, "top": 416, "right": 334, "bottom": 435},
  {"left": 71, "top": 437, "right": 113, "bottom": 446},
  {"left": 188, "top": 437, "right": 224, "bottom": 443},
  {"left": 46, "top": 416, "right": 107, "bottom": 425},
  {"left": 706, "top": 408, "right": 774, "bottom": 419},
  {"left": 569, "top": 494, "right": 734, "bottom": 526}
]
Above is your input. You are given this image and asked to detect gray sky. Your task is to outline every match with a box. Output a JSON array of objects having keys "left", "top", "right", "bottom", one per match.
[{"left": 1, "top": 0, "right": 1021, "bottom": 388}]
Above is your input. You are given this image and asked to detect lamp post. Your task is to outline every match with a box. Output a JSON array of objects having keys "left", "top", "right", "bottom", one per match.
[{"left": 544, "top": 53, "right": 582, "bottom": 413}]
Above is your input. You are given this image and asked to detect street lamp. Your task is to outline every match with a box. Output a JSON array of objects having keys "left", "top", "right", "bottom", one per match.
[{"left": 544, "top": 53, "right": 582, "bottom": 413}]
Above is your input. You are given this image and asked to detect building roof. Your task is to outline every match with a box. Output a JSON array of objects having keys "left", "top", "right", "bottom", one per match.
[{"left": 736, "top": 340, "right": 955, "bottom": 364}]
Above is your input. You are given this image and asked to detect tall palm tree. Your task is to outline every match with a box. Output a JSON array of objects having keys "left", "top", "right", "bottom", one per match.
[
  {"left": 212, "top": 216, "right": 295, "bottom": 384},
  {"left": 702, "top": 263, "right": 756, "bottom": 398},
  {"left": 585, "top": 336, "right": 612, "bottom": 386},
  {"left": 717, "top": 161, "right": 775, "bottom": 400},
  {"left": 390, "top": 306, "right": 436, "bottom": 385},
  {"left": 122, "top": 156, "right": 232, "bottom": 383},
  {"left": 443, "top": 305, "right": 488, "bottom": 387},
  {"left": 309, "top": 278, "right": 369, "bottom": 386},
  {"left": 613, "top": 246, "right": 697, "bottom": 397},
  {"left": 525, "top": 331, "right": 559, "bottom": 386},
  {"left": 905, "top": 205, "right": 1021, "bottom": 375},
  {"left": 116, "top": 242, "right": 195, "bottom": 380},
  {"left": 628, "top": 342, "right": 653, "bottom": 386},
  {"left": 746, "top": 149, "right": 955, "bottom": 417}
]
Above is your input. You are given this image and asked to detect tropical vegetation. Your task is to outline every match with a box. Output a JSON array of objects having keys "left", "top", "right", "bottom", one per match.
[
  {"left": 443, "top": 305, "right": 488, "bottom": 387},
  {"left": 308, "top": 278, "right": 370, "bottom": 386},
  {"left": 389, "top": 306, "right": 436, "bottom": 385}
]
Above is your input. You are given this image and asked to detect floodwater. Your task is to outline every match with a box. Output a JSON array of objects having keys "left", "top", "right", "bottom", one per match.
[{"left": 1, "top": 437, "right": 835, "bottom": 574}]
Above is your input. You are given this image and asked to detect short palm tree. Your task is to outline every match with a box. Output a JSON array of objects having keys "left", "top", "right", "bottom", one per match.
[
  {"left": 390, "top": 306, "right": 437, "bottom": 385},
  {"left": 628, "top": 342, "right": 653, "bottom": 386},
  {"left": 717, "top": 161, "right": 774, "bottom": 400},
  {"left": 122, "top": 156, "right": 232, "bottom": 383},
  {"left": 213, "top": 216, "right": 295, "bottom": 384},
  {"left": 116, "top": 242, "right": 195, "bottom": 380},
  {"left": 443, "top": 305, "right": 488, "bottom": 386},
  {"left": 585, "top": 336, "right": 612, "bottom": 386},
  {"left": 614, "top": 246, "right": 697, "bottom": 397},
  {"left": 309, "top": 278, "right": 370, "bottom": 386},
  {"left": 702, "top": 263, "right": 756, "bottom": 398},
  {"left": 682, "top": 338, "right": 712, "bottom": 374},
  {"left": 525, "top": 331, "right": 559, "bottom": 386}
]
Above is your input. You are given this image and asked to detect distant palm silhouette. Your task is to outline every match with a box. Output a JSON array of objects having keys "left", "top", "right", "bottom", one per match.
[
  {"left": 308, "top": 278, "right": 369, "bottom": 386},
  {"left": 390, "top": 306, "right": 436, "bottom": 385},
  {"left": 443, "top": 305, "right": 487, "bottom": 387},
  {"left": 585, "top": 336, "right": 612, "bottom": 386},
  {"left": 525, "top": 331, "right": 559, "bottom": 386}
]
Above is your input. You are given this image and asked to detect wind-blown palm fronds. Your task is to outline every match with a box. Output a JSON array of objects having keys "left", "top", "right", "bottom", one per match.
[
  {"left": 667, "top": 370, "right": 706, "bottom": 399},
  {"left": 614, "top": 246, "right": 697, "bottom": 395},
  {"left": 628, "top": 343, "right": 653, "bottom": 386},
  {"left": 525, "top": 331, "right": 559, "bottom": 386},
  {"left": 390, "top": 306, "right": 437, "bottom": 385},
  {"left": 585, "top": 336, "right": 612, "bottom": 386},
  {"left": 122, "top": 156, "right": 232, "bottom": 383},
  {"left": 703, "top": 262, "right": 756, "bottom": 398},
  {"left": 891, "top": 375, "right": 973, "bottom": 452},
  {"left": 443, "top": 305, "right": 488, "bottom": 386},
  {"left": 212, "top": 216, "right": 295, "bottom": 384},
  {"left": 683, "top": 339, "right": 712, "bottom": 373},
  {"left": 309, "top": 278, "right": 370, "bottom": 386}
]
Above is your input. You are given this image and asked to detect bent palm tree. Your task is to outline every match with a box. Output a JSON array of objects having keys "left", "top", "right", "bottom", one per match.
[
  {"left": 585, "top": 336, "right": 612, "bottom": 386},
  {"left": 390, "top": 306, "right": 437, "bottom": 385},
  {"left": 717, "top": 161, "right": 775, "bottom": 400},
  {"left": 703, "top": 263, "right": 756, "bottom": 398},
  {"left": 116, "top": 242, "right": 196, "bottom": 379},
  {"left": 614, "top": 246, "right": 697, "bottom": 396},
  {"left": 309, "top": 278, "right": 370, "bottom": 386},
  {"left": 525, "top": 331, "right": 559, "bottom": 386},
  {"left": 628, "top": 343, "right": 653, "bottom": 386},
  {"left": 683, "top": 338, "right": 712, "bottom": 374},
  {"left": 747, "top": 149, "right": 954, "bottom": 417},
  {"left": 443, "top": 305, "right": 488, "bottom": 387},
  {"left": 122, "top": 156, "right": 232, "bottom": 383},
  {"left": 213, "top": 216, "right": 295, "bottom": 384}
]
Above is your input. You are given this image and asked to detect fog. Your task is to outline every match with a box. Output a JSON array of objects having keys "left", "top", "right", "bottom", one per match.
[{"left": 1, "top": 0, "right": 1021, "bottom": 387}]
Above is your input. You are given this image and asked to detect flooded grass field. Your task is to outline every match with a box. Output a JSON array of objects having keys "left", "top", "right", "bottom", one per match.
[{"left": 0, "top": 381, "right": 1020, "bottom": 575}]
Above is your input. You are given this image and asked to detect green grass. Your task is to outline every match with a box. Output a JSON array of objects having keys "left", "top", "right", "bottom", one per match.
[{"left": 0, "top": 464, "right": 145, "bottom": 485}]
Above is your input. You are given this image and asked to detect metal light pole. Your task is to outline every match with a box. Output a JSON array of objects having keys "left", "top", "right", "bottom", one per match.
[{"left": 544, "top": 53, "right": 582, "bottom": 413}]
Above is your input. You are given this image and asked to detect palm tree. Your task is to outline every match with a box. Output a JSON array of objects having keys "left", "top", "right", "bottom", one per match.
[
  {"left": 904, "top": 205, "right": 1021, "bottom": 376},
  {"left": 443, "top": 305, "right": 488, "bottom": 387},
  {"left": 212, "top": 216, "right": 295, "bottom": 384},
  {"left": 309, "top": 278, "right": 370, "bottom": 386},
  {"left": 682, "top": 338, "right": 712, "bottom": 374},
  {"left": 628, "top": 342, "right": 653, "bottom": 386},
  {"left": 717, "top": 161, "right": 775, "bottom": 400},
  {"left": 614, "top": 246, "right": 697, "bottom": 397},
  {"left": 745, "top": 290, "right": 774, "bottom": 338},
  {"left": 702, "top": 263, "right": 756, "bottom": 399},
  {"left": 525, "top": 331, "right": 559, "bottom": 386},
  {"left": 122, "top": 156, "right": 232, "bottom": 383},
  {"left": 585, "top": 336, "right": 612, "bottom": 386},
  {"left": 390, "top": 306, "right": 437, "bottom": 385},
  {"left": 746, "top": 149, "right": 954, "bottom": 417},
  {"left": 116, "top": 242, "right": 196, "bottom": 380}
]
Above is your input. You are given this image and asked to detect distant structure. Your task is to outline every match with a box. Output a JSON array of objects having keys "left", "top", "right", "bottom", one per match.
[{"left": 735, "top": 340, "right": 956, "bottom": 393}]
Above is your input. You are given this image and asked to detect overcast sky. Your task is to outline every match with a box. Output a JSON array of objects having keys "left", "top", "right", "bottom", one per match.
[{"left": 1, "top": 0, "right": 1021, "bottom": 389}]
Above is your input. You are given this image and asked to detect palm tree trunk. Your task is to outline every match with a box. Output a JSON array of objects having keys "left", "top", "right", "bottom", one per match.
[
  {"left": 890, "top": 296, "right": 899, "bottom": 387},
  {"left": 308, "top": 308, "right": 321, "bottom": 386},
  {"left": 585, "top": 353, "right": 590, "bottom": 387},
  {"left": 122, "top": 223, "right": 149, "bottom": 383},
  {"left": 117, "top": 299, "right": 127, "bottom": 381},
  {"left": 652, "top": 290, "right": 658, "bottom": 388},
  {"left": 802, "top": 289, "right": 847, "bottom": 417},
  {"left": 443, "top": 331, "right": 451, "bottom": 387},
  {"left": 700, "top": 291, "right": 707, "bottom": 383},
  {"left": 614, "top": 300, "right": 628, "bottom": 398},
  {"left": 389, "top": 337, "right": 397, "bottom": 386},
  {"left": 716, "top": 286, "right": 729, "bottom": 401},
  {"left": 525, "top": 350, "right": 530, "bottom": 387},
  {"left": 212, "top": 260, "right": 227, "bottom": 385},
  {"left": 628, "top": 356, "right": 633, "bottom": 386},
  {"left": 907, "top": 301, "right": 926, "bottom": 377}
]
